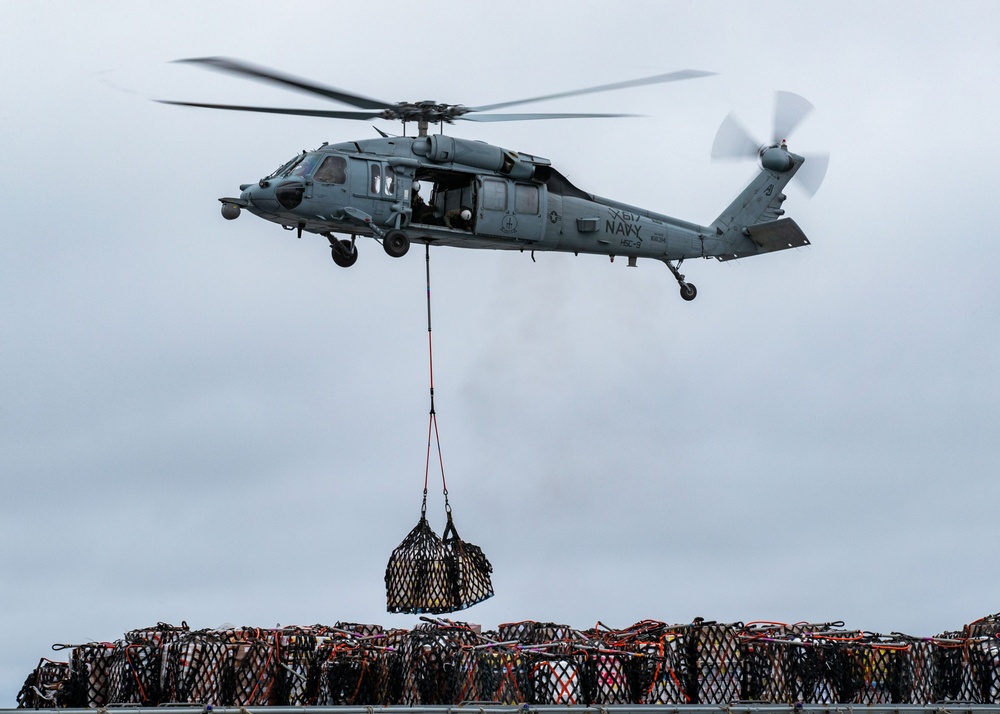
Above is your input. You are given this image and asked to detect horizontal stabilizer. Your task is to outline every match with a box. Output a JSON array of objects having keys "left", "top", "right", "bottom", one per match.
[{"left": 716, "top": 218, "right": 810, "bottom": 262}]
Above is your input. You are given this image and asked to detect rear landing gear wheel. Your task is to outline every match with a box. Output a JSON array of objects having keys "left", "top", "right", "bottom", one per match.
[
  {"left": 331, "top": 239, "right": 358, "bottom": 268},
  {"left": 383, "top": 229, "right": 410, "bottom": 258},
  {"left": 664, "top": 258, "right": 697, "bottom": 301}
]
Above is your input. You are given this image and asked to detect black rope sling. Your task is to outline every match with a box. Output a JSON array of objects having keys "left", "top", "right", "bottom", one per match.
[{"left": 384, "top": 245, "right": 493, "bottom": 614}]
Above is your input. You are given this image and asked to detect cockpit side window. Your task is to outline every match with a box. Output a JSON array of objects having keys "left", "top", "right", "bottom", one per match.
[
  {"left": 384, "top": 165, "right": 395, "bottom": 196},
  {"left": 315, "top": 155, "right": 347, "bottom": 184},
  {"left": 370, "top": 164, "right": 382, "bottom": 194}
]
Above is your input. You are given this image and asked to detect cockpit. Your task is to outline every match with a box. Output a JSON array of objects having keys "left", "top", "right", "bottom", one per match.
[
  {"left": 258, "top": 152, "right": 349, "bottom": 211},
  {"left": 266, "top": 152, "right": 349, "bottom": 184}
]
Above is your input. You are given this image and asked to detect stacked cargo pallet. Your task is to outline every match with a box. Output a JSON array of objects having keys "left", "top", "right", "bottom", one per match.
[{"left": 16, "top": 614, "right": 1000, "bottom": 708}]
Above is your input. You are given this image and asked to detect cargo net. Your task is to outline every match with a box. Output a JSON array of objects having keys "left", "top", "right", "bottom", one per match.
[
  {"left": 385, "top": 513, "right": 493, "bottom": 615},
  {"left": 18, "top": 613, "right": 1000, "bottom": 708}
]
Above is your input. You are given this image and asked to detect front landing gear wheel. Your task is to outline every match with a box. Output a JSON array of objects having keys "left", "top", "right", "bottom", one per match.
[
  {"left": 680, "top": 283, "right": 698, "bottom": 301},
  {"left": 383, "top": 229, "right": 410, "bottom": 258},
  {"left": 331, "top": 239, "right": 358, "bottom": 268}
]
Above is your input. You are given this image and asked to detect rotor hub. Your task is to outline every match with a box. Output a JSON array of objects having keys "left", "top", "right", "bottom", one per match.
[
  {"left": 760, "top": 143, "right": 794, "bottom": 172},
  {"left": 380, "top": 102, "right": 469, "bottom": 124}
]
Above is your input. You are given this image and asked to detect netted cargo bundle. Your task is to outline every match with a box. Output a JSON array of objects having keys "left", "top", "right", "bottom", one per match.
[
  {"left": 399, "top": 620, "right": 483, "bottom": 704},
  {"left": 161, "top": 631, "right": 230, "bottom": 704},
  {"left": 528, "top": 652, "right": 583, "bottom": 704},
  {"left": 924, "top": 635, "right": 969, "bottom": 703},
  {"left": 863, "top": 641, "right": 921, "bottom": 703},
  {"left": 770, "top": 638, "right": 835, "bottom": 703},
  {"left": 15, "top": 659, "right": 73, "bottom": 708},
  {"left": 686, "top": 620, "right": 743, "bottom": 703},
  {"left": 314, "top": 625, "right": 409, "bottom": 706},
  {"left": 222, "top": 629, "right": 279, "bottom": 705},
  {"left": 106, "top": 640, "right": 163, "bottom": 704},
  {"left": 611, "top": 622, "right": 691, "bottom": 704},
  {"left": 470, "top": 645, "right": 532, "bottom": 704},
  {"left": 967, "top": 636, "right": 1000, "bottom": 704},
  {"left": 577, "top": 648, "right": 635, "bottom": 704},
  {"left": 66, "top": 642, "right": 115, "bottom": 707},
  {"left": 376, "top": 629, "right": 410, "bottom": 705},
  {"left": 494, "top": 620, "right": 588, "bottom": 704},
  {"left": 316, "top": 641, "right": 378, "bottom": 705},
  {"left": 386, "top": 513, "right": 493, "bottom": 614},
  {"left": 271, "top": 627, "right": 323, "bottom": 705},
  {"left": 104, "top": 621, "right": 191, "bottom": 705}
]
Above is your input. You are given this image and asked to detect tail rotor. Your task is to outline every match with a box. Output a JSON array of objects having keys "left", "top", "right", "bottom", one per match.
[{"left": 711, "top": 91, "right": 829, "bottom": 197}]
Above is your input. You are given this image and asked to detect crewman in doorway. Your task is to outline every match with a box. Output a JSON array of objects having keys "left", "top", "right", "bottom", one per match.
[{"left": 445, "top": 207, "right": 472, "bottom": 230}]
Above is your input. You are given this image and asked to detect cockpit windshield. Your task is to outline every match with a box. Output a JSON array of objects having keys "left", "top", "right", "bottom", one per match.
[
  {"left": 288, "top": 154, "right": 319, "bottom": 178},
  {"left": 266, "top": 153, "right": 319, "bottom": 180}
]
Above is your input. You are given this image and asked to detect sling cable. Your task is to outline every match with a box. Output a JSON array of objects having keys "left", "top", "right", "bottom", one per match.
[{"left": 384, "top": 244, "right": 493, "bottom": 614}]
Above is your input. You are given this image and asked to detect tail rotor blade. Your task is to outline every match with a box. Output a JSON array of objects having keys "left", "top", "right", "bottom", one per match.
[
  {"left": 794, "top": 152, "right": 830, "bottom": 197},
  {"left": 773, "top": 91, "right": 814, "bottom": 143},
  {"left": 711, "top": 112, "right": 760, "bottom": 160}
]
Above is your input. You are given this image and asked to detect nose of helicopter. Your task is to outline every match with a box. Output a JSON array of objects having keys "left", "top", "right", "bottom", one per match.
[
  {"left": 242, "top": 181, "right": 281, "bottom": 213},
  {"left": 242, "top": 178, "right": 305, "bottom": 212}
]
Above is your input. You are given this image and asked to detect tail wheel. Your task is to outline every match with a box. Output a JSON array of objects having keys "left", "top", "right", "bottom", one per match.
[
  {"left": 331, "top": 239, "right": 358, "bottom": 268},
  {"left": 383, "top": 229, "right": 410, "bottom": 258},
  {"left": 680, "top": 283, "right": 697, "bottom": 301}
]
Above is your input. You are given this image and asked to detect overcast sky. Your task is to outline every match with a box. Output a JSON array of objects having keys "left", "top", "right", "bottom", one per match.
[{"left": 2, "top": 0, "right": 999, "bottom": 704}]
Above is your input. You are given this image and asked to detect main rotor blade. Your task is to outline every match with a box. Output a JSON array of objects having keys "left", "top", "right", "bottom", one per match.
[
  {"left": 156, "top": 100, "right": 383, "bottom": 120},
  {"left": 175, "top": 57, "right": 392, "bottom": 110},
  {"left": 461, "top": 112, "right": 641, "bottom": 122},
  {"left": 773, "top": 91, "right": 814, "bottom": 143},
  {"left": 711, "top": 112, "right": 761, "bottom": 160},
  {"left": 469, "top": 69, "right": 716, "bottom": 113}
]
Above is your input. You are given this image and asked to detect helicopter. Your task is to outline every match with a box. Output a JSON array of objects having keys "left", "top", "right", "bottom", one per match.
[{"left": 160, "top": 58, "right": 828, "bottom": 300}]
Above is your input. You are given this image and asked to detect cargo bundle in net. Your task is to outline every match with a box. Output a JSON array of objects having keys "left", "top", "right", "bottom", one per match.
[
  {"left": 17, "top": 612, "right": 1000, "bottom": 708},
  {"left": 385, "top": 513, "right": 493, "bottom": 615}
]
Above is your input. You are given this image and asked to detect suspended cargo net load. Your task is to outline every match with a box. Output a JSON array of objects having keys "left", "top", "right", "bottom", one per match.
[
  {"left": 385, "top": 245, "right": 493, "bottom": 615},
  {"left": 17, "top": 613, "right": 1000, "bottom": 708},
  {"left": 385, "top": 513, "right": 493, "bottom": 614}
]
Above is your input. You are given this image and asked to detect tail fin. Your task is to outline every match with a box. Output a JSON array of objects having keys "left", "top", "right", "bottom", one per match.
[{"left": 709, "top": 148, "right": 811, "bottom": 261}]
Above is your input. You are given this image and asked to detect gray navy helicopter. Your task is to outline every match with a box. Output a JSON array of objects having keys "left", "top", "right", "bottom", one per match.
[{"left": 161, "top": 58, "right": 828, "bottom": 300}]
